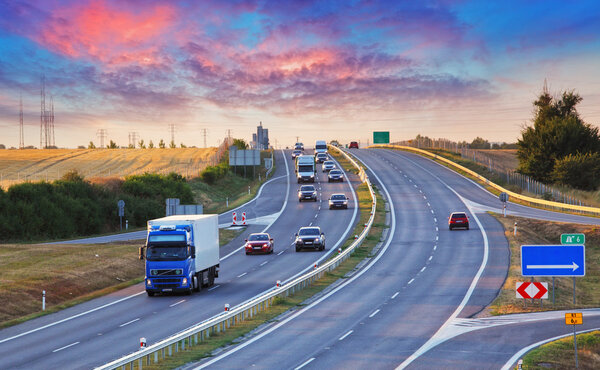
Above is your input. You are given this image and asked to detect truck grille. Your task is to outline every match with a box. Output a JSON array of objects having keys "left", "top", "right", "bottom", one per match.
[
  {"left": 155, "top": 269, "right": 179, "bottom": 276},
  {"left": 157, "top": 284, "right": 179, "bottom": 289},
  {"left": 154, "top": 278, "right": 180, "bottom": 283}
]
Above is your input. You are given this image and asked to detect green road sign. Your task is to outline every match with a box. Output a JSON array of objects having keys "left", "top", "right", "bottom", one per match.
[
  {"left": 373, "top": 131, "right": 390, "bottom": 144},
  {"left": 561, "top": 233, "right": 585, "bottom": 245}
]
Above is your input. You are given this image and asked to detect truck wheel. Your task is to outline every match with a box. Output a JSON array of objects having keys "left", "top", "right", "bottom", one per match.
[
  {"left": 147, "top": 291, "right": 155, "bottom": 297},
  {"left": 208, "top": 267, "right": 215, "bottom": 286},
  {"left": 193, "top": 275, "right": 200, "bottom": 292}
]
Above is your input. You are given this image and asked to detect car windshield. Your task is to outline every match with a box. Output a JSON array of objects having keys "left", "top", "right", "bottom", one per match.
[
  {"left": 146, "top": 246, "right": 188, "bottom": 261},
  {"left": 330, "top": 170, "right": 342, "bottom": 175},
  {"left": 324, "top": 161, "right": 334, "bottom": 165},
  {"left": 299, "top": 228, "right": 320, "bottom": 236},
  {"left": 248, "top": 234, "right": 269, "bottom": 241},
  {"left": 331, "top": 194, "right": 346, "bottom": 200},
  {"left": 300, "top": 186, "right": 315, "bottom": 191},
  {"left": 317, "top": 154, "right": 327, "bottom": 158},
  {"left": 452, "top": 213, "right": 467, "bottom": 218},
  {"left": 293, "top": 150, "right": 301, "bottom": 154},
  {"left": 298, "top": 165, "right": 313, "bottom": 172}
]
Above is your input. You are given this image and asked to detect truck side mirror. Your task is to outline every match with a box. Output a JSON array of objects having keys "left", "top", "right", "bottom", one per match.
[
  {"left": 191, "top": 246, "right": 196, "bottom": 258},
  {"left": 139, "top": 246, "right": 145, "bottom": 260},
  {"left": 295, "top": 233, "right": 298, "bottom": 237}
]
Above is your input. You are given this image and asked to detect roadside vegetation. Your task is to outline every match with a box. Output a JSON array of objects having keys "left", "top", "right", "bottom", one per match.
[
  {"left": 486, "top": 214, "right": 600, "bottom": 316},
  {"left": 137, "top": 169, "right": 386, "bottom": 369},
  {"left": 519, "top": 330, "right": 600, "bottom": 369}
]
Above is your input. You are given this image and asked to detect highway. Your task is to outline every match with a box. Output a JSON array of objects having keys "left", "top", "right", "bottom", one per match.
[
  {"left": 191, "top": 148, "right": 599, "bottom": 369},
  {"left": 0, "top": 149, "right": 360, "bottom": 369}
]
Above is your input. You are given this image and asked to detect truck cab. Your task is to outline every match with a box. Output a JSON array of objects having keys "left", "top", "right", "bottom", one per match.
[
  {"left": 140, "top": 215, "right": 219, "bottom": 296},
  {"left": 295, "top": 155, "right": 316, "bottom": 183},
  {"left": 315, "top": 140, "right": 327, "bottom": 154}
]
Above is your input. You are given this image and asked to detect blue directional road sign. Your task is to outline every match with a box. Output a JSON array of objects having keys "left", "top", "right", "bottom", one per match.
[{"left": 521, "top": 245, "right": 585, "bottom": 277}]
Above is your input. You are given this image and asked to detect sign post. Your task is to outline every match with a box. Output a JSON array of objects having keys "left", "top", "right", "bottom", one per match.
[
  {"left": 117, "top": 200, "right": 125, "bottom": 231},
  {"left": 565, "top": 313, "right": 583, "bottom": 368},
  {"left": 499, "top": 192, "right": 509, "bottom": 217}
]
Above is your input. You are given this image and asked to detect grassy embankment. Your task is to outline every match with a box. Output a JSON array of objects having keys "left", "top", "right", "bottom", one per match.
[
  {"left": 486, "top": 214, "right": 600, "bottom": 316},
  {"left": 519, "top": 330, "right": 600, "bottom": 369},
  {"left": 0, "top": 229, "right": 242, "bottom": 329},
  {"left": 383, "top": 146, "right": 600, "bottom": 214},
  {"left": 135, "top": 156, "right": 386, "bottom": 369}
]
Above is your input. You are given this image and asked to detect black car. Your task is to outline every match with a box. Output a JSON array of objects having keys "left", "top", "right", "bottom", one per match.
[
  {"left": 298, "top": 185, "right": 317, "bottom": 202},
  {"left": 295, "top": 227, "right": 325, "bottom": 251},
  {"left": 291, "top": 150, "right": 302, "bottom": 159},
  {"left": 328, "top": 193, "right": 349, "bottom": 209},
  {"left": 327, "top": 169, "right": 344, "bottom": 182}
]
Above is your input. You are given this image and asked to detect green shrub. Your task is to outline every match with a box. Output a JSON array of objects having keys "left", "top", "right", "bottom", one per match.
[{"left": 552, "top": 152, "right": 600, "bottom": 190}]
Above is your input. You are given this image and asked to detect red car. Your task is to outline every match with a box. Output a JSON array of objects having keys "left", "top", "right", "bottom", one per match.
[
  {"left": 349, "top": 141, "right": 359, "bottom": 149},
  {"left": 448, "top": 212, "right": 469, "bottom": 230},
  {"left": 244, "top": 233, "right": 274, "bottom": 254}
]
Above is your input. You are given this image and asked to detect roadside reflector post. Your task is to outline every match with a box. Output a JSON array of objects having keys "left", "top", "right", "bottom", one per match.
[
  {"left": 338, "top": 248, "right": 342, "bottom": 254},
  {"left": 42, "top": 290, "right": 46, "bottom": 311},
  {"left": 226, "top": 197, "right": 229, "bottom": 207},
  {"left": 140, "top": 337, "right": 147, "bottom": 349},
  {"left": 517, "top": 359, "right": 523, "bottom": 370},
  {"left": 503, "top": 204, "right": 506, "bottom": 217},
  {"left": 224, "top": 303, "right": 230, "bottom": 312},
  {"left": 314, "top": 263, "right": 318, "bottom": 269},
  {"left": 248, "top": 185, "right": 250, "bottom": 195},
  {"left": 126, "top": 219, "right": 129, "bottom": 230},
  {"left": 354, "top": 235, "right": 358, "bottom": 239},
  {"left": 276, "top": 280, "right": 281, "bottom": 288},
  {"left": 514, "top": 222, "right": 517, "bottom": 236}
]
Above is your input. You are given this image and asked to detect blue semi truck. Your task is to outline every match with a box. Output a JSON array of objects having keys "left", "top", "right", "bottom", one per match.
[{"left": 139, "top": 215, "right": 220, "bottom": 296}]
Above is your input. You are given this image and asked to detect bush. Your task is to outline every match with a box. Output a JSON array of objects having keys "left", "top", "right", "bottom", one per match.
[
  {"left": 552, "top": 152, "right": 600, "bottom": 190},
  {"left": 200, "top": 162, "right": 230, "bottom": 184}
]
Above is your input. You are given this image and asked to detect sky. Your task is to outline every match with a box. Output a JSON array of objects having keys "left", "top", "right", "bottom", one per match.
[{"left": 0, "top": 0, "right": 599, "bottom": 148}]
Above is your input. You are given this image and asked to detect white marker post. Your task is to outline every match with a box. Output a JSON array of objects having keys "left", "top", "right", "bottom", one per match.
[{"left": 42, "top": 290, "right": 46, "bottom": 311}]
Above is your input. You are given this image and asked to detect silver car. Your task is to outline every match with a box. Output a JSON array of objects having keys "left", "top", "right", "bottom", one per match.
[{"left": 322, "top": 160, "right": 335, "bottom": 172}]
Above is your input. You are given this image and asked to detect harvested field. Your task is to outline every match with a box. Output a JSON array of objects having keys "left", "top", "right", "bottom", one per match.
[
  {"left": 472, "top": 149, "right": 518, "bottom": 172},
  {"left": 0, "top": 148, "right": 217, "bottom": 188}
]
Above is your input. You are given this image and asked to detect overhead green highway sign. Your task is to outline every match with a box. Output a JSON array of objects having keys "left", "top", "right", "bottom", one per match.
[{"left": 373, "top": 131, "right": 390, "bottom": 144}]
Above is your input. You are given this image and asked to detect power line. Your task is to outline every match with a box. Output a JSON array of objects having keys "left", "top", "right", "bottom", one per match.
[
  {"left": 39, "top": 76, "right": 55, "bottom": 149},
  {"left": 128, "top": 132, "right": 139, "bottom": 148},
  {"left": 168, "top": 124, "right": 176, "bottom": 145},
  {"left": 19, "top": 94, "right": 24, "bottom": 149},
  {"left": 96, "top": 129, "right": 107, "bottom": 148},
  {"left": 201, "top": 128, "right": 208, "bottom": 148}
]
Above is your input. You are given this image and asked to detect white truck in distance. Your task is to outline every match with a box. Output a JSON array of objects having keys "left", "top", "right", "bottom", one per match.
[
  {"left": 315, "top": 140, "right": 327, "bottom": 154},
  {"left": 140, "top": 214, "right": 220, "bottom": 296}
]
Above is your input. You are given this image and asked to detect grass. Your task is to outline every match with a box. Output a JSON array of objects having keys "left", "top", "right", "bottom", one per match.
[
  {"left": 132, "top": 171, "right": 386, "bottom": 369},
  {"left": 486, "top": 214, "right": 600, "bottom": 316},
  {"left": 189, "top": 151, "right": 272, "bottom": 214},
  {"left": 520, "top": 330, "right": 600, "bottom": 369},
  {"left": 0, "top": 228, "right": 242, "bottom": 328},
  {"left": 0, "top": 148, "right": 217, "bottom": 189}
]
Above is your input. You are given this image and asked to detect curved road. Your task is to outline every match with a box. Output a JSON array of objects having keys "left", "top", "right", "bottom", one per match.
[
  {"left": 191, "top": 148, "right": 599, "bottom": 369},
  {"left": 0, "top": 149, "right": 360, "bottom": 369}
]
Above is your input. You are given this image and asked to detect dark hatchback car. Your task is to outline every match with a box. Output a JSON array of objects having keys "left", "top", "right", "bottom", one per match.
[
  {"left": 244, "top": 233, "right": 274, "bottom": 254},
  {"left": 298, "top": 185, "right": 317, "bottom": 202},
  {"left": 328, "top": 193, "right": 349, "bottom": 209},
  {"left": 295, "top": 226, "right": 326, "bottom": 251},
  {"left": 328, "top": 169, "right": 344, "bottom": 182},
  {"left": 448, "top": 212, "right": 469, "bottom": 230},
  {"left": 291, "top": 149, "right": 302, "bottom": 159}
]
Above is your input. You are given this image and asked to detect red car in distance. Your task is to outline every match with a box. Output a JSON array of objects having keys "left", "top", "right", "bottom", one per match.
[
  {"left": 448, "top": 212, "right": 469, "bottom": 230},
  {"left": 244, "top": 233, "right": 274, "bottom": 254},
  {"left": 349, "top": 141, "right": 359, "bottom": 149}
]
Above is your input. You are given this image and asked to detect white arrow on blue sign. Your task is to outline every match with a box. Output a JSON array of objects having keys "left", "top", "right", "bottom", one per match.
[{"left": 521, "top": 245, "right": 585, "bottom": 277}]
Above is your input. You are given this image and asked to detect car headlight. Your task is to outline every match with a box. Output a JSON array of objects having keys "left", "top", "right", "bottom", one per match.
[
  {"left": 315, "top": 238, "right": 320, "bottom": 243},
  {"left": 182, "top": 277, "right": 188, "bottom": 286},
  {"left": 310, "top": 174, "right": 314, "bottom": 178}
]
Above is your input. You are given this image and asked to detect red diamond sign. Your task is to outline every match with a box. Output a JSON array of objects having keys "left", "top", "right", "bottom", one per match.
[{"left": 516, "top": 282, "right": 548, "bottom": 299}]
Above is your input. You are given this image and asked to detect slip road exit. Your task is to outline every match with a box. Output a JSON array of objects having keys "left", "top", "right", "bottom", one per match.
[{"left": 521, "top": 245, "right": 585, "bottom": 277}]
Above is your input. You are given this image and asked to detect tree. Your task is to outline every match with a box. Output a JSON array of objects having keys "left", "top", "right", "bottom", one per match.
[
  {"left": 552, "top": 152, "right": 600, "bottom": 190},
  {"left": 108, "top": 140, "right": 118, "bottom": 149},
  {"left": 138, "top": 139, "right": 146, "bottom": 149},
  {"left": 180, "top": 143, "right": 187, "bottom": 148},
  {"left": 169, "top": 140, "right": 176, "bottom": 148},
  {"left": 88, "top": 141, "right": 96, "bottom": 149},
  {"left": 232, "top": 138, "right": 248, "bottom": 150},
  {"left": 517, "top": 88, "right": 600, "bottom": 183},
  {"left": 148, "top": 140, "right": 154, "bottom": 149},
  {"left": 159, "top": 139, "right": 166, "bottom": 149},
  {"left": 470, "top": 137, "right": 490, "bottom": 149}
]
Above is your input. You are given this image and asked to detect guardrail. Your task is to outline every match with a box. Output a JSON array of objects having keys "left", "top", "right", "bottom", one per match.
[
  {"left": 98, "top": 146, "right": 376, "bottom": 370},
  {"left": 373, "top": 144, "right": 600, "bottom": 217}
]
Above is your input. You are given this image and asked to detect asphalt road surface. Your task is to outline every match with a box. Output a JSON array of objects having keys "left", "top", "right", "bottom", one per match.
[
  {"left": 0, "top": 149, "right": 360, "bottom": 369},
  {"left": 191, "top": 148, "right": 599, "bottom": 370}
]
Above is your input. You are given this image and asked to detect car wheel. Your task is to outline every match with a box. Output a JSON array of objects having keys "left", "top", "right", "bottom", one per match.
[
  {"left": 329, "top": 206, "right": 332, "bottom": 210},
  {"left": 299, "top": 199, "right": 302, "bottom": 202},
  {"left": 246, "top": 251, "right": 250, "bottom": 255},
  {"left": 344, "top": 205, "right": 348, "bottom": 209},
  {"left": 449, "top": 226, "right": 452, "bottom": 230},
  {"left": 328, "top": 179, "right": 331, "bottom": 182},
  {"left": 296, "top": 246, "right": 301, "bottom": 252},
  {"left": 466, "top": 225, "right": 470, "bottom": 230}
]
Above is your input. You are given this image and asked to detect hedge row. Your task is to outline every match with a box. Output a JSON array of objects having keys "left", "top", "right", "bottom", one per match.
[{"left": 0, "top": 172, "right": 194, "bottom": 242}]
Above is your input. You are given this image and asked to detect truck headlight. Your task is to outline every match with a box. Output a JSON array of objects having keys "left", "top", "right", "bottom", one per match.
[
  {"left": 146, "top": 279, "right": 152, "bottom": 286},
  {"left": 182, "top": 277, "right": 188, "bottom": 286}
]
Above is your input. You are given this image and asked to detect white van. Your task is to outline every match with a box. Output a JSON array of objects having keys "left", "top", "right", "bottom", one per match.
[{"left": 315, "top": 140, "right": 327, "bottom": 154}]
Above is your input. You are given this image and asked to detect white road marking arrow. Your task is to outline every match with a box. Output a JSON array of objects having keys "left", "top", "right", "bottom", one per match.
[{"left": 526, "top": 262, "right": 579, "bottom": 271}]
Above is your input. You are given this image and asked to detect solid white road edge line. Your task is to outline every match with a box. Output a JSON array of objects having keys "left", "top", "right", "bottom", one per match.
[
  {"left": 52, "top": 341, "right": 80, "bottom": 353},
  {"left": 500, "top": 327, "right": 600, "bottom": 370},
  {"left": 220, "top": 149, "right": 290, "bottom": 261},
  {"left": 193, "top": 150, "right": 397, "bottom": 369},
  {"left": 394, "top": 152, "right": 490, "bottom": 369}
]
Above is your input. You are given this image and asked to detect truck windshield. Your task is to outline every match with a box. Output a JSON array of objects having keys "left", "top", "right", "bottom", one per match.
[
  {"left": 298, "top": 165, "right": 313, "bottom": 172},
  {"left": 315, "top": 144, "right": 327, "bottom": 150},
  {"left": 146, "top": 246, "right": 188, "bottom": 261}
]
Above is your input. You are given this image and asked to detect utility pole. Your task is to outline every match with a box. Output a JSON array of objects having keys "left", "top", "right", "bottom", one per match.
[
  {"left": 128, "top": 132, "right": 139, "bottom": 148},
  {"left": 96, "top": 129, "right": 107, "bottom": 148},
  {"left": 296, "top": 136, "right": 299, "bottom": 143},
  {"left": 227, "top": 129, "right": 232, "bottom": 145},
  {"left": 202, "top": 128, "right": 208, "bottom": 148},
  {"left": 19, "top": 94, "right": 24, "bottom": 149}
]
